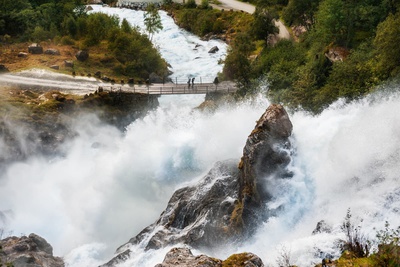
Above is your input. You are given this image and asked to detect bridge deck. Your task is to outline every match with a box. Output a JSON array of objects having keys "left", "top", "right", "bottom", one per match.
[{"left": 105, "top": 81, "right": 237, "bottom": 95}]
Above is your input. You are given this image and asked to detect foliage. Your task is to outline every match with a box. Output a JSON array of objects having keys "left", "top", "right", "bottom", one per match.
[
  {"left": 337, "top": 209, "right": 370, "bottom": 258},
  {"left": 372, "top": 221, "right": 400, "bottom": 267},
  {"left": 282, "top": 0, "right": 320, "bottom": 30},
  {"left": 223, "top": 32, "right": 255, "bottom": 87},
  {"left": 144, "top": 3, "right": 163, "bottom": 41},
  {"left": 251, "top": 7, "right": 278, "bottom": 41},
  {"left": 373, "top": 11, "right": 400, "bottom": 79}
]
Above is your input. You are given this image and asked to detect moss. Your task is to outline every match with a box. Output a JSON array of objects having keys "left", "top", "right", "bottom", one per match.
[
  {"left": 229, "top": 201, "right": 244, "bottom": 230},
  {"left": 222, "top": 253, "right": 253, "bottom": 267}
]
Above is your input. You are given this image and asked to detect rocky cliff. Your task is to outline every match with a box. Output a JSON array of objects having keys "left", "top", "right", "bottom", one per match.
[
  {"left": 0, "top": 233, "right": 64, "bottom": 267},
  {"left": 102, "top": 104, "right": 293, "bottom": 266}
]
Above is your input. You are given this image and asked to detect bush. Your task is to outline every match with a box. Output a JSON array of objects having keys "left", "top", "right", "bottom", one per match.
[
  {"left": 372, "top": 221, "right": 400, "bottom": 267},
  {"left": 60, "top": 35, "right": 75, "bottom": 45},
  {"left": 337, "top": 209, "right": 370, "bottom": 258}
]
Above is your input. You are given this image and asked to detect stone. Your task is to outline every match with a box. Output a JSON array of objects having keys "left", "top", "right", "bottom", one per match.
[
  {"left": 95, "top": 71, "right": 102, "bottom": 78},
  {"left": 0, "top": 234, "right": 64, "bottom": 267},
  {"left": 101, "top": 105, "right": 293, "bottom": 266},
  {"left": 64, "top": 60, "right": 74, "bottom": 68},
  {"left": 154, "top": 248, "right": 264, "bottom": 267},
  {"left": 0, "top": 64, "right": 9, "bottom": 72},
  {"left": 208, "top": 46, "right": 219, "bottom": 53},
  {"left": 44, "top": 49, "right": 60, "bottom": 55},
  {"left": 312, "top": 220, "right": 332, "bottom": 235},
  {"left": 50, "top": 65, "right": 59, "bottom": 70},
  {"left": 28, "top": 43, "right": 43, "bottom": 54},
  {"left": 75, "top": 50, "right": 89, "bottom": 61},
  {"left": 18, "top": 52, "right": 28, "bottom": 58}
]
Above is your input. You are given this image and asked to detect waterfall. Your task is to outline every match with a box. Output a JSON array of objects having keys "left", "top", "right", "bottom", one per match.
[{"left": 0, "top": 6, "right": 399, "bottom": 267}]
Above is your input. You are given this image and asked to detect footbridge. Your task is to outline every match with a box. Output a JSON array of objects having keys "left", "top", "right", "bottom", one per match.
[{"left": 105, "top": 81, "right": 238, "bottom": 95}]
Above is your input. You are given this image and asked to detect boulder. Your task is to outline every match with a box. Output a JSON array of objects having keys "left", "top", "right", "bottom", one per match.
[
  {"left": 75, "top": 50, "right": 89, "bottom": 61},
  {"left": 312, "top": 220, "right": 332, "bottom": 235},
  {"left": 18, "top": 52, "right": 28, "bottom": 58},
  {"left": 101, "top": 104, "right": 293, "bottom": 266},
  {"left": 28, "top": 43, "right": 43, "bottom": 54},
  {"left": 50, "top": 65, "right": 59, "bottom": 70},
  {"left": 94, "top": 71, "right": 102, "bottom": 78},
  {"left": 44, "top": 49, "right": 60, "bottom": 55},
  {"left": 64, "top": 60, "right": 74, "bottom": 68},
  {"left": 0, "top": 234, "right": 64, "bottom": 267},
  {"left": 154, "top": 248, "right": 264, "bottom": 267},
  {"left": 0, "top": 64, "right": 9, "bottom": 72},
  {"left": 208, "top": 46, "right": 219, "bottom": 53}
]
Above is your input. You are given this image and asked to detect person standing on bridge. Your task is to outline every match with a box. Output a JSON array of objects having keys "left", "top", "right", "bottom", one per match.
[
  {"left": 187, "top": 78, "right": 191, "bottom": 88},
  {"left": 191, "top": 77, "right": 195, "bottom": 88}
]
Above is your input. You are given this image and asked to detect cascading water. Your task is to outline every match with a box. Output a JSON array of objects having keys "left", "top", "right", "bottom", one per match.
[{"left": 0, "top": 6, "right": 399, "bottom": 267}]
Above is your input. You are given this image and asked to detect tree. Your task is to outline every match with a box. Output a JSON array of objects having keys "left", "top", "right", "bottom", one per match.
[
  {"left": 373, "top": 11, "right": 400, "bottom": 78},
  {"left": 143, "top": 3, "right": 163, "bottom": 41},
  {"left": 251, "top": 7, "right": 278, "bottom": 41},
  {"left": 282, "top": 0, "right": 321, "bottom": 30}
]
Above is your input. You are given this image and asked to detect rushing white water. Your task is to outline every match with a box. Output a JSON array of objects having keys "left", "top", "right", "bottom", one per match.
[
  {"left": 1, "top": 6, "right": 400, "bottom": 267},
  {"left": 89, "top": 5, "right": 228, "bottom": 83}
]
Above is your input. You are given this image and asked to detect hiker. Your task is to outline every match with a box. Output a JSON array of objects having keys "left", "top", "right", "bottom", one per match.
[
  {"left": 213, "top": 77, "right": 219, "bottom": 85},
  {"left": 187, "top": 78, "right": 191, "bottom": 88},
  {"left": 191, "top": 77, "right": 195, "bottom": 87}
]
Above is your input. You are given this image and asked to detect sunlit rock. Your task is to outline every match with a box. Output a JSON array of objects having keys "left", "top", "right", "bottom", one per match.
[
  {"left": 0, "top": 233, "right": 64, "bottom": 267},
  {"left": 154, "top": 247, "right": 264, "bottom": 267}
]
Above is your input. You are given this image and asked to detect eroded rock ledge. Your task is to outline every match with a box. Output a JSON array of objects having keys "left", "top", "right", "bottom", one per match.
[
  {"left": 155, "top": 247, "right": 264, "bottom": 267},
  {"left": 102, "top": 104, "right": 293, "bottom": 266},
  {"left": 0, "top": 233, "right": 64, "bottom": 267}
]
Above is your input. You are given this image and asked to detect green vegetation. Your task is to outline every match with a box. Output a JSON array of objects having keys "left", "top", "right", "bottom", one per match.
[
  {"left": 316, "top": 211, "right": 400, "bottom": 267},
  {"left": 0, "top": 0, "right": 168, "bottom": 81},
  {"left": 222, "top": 0, "right": 400, "bottom": 113},
  {"left": 144, "top": 3, "right": 163, "bottom": 41}
]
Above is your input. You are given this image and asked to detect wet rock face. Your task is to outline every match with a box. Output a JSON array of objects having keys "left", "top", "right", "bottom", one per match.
[
  {"left": 0, "top": 233, "right": 64, "bottom": 267},
  {"left": 238, "top": 104, "right": 293, "bottom": 234},
  {"left": 102, "top": 104, "right": 293, "bottom": 266}
]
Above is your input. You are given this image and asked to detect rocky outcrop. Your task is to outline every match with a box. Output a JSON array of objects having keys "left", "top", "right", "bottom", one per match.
[
  {"left": 0, "top": 233, "right": 64, "bottom": 267},
  {"left": 154, "top": 247, "right": 264, "bottom": 267},
  {"left": 237, "top": 104, "right": 293, "bottom": 235},
  {"left": 28, "top": 43, "right": 43, "bottom": 54},
  {"left": 324, "top": 47, "right": 349, "bottom": 63},
  {"left": 102, "top": 104, "right": 293, "bottom": 266}
]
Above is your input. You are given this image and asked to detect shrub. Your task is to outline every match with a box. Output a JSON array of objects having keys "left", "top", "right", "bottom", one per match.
[
  {"left": 337, "top": 209, "right": 370, "bottom": 258},
  {"left": 372, "top": 221, "right": 400, "bottom": 267}
]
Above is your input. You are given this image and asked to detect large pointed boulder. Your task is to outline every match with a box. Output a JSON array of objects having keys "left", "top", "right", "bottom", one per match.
[{"left": 101, "top": 104, "right": 293, "bottom": 266}]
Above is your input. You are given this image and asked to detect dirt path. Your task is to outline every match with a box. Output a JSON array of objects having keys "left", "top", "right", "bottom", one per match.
[{"left": 209, "top": 0, "right": 290, "bottom": 40}]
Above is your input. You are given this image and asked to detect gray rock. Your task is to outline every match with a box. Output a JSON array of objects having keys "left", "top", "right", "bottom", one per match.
[
  {"left": 44, "top": 49, "right": 60, "bottom": 55},
  {"left": 18, "top": 52, "right": 28, "bottom": 58},
  {"left": 50, "top": 65, "right": 59, "bottom": 70},
  {"left": 155, "top": 247, "right": 222, "bottom": 267},
  {"left": 312, "top": 220, "right": 332, "bottom": 235},
  {"left": 101, "top": 105, "right": 293, "bottom": 267},
  {"left": 75, "top": 50, "right": 89, "bottom": 61},
  {"left": 208, "top": 46, "right": 219, "bottom": 53},
  {"left": 64, "top": 60, "right": 74, "bottom": 68},
  {"left": 0, "top": 234, "right": 64, "bottom": 267},
  {"left": 28, "top": 43, "right": 43, "bottom": 54},
  {"left": 154, "top": 248, "right": 264, "bottom": 267}
]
